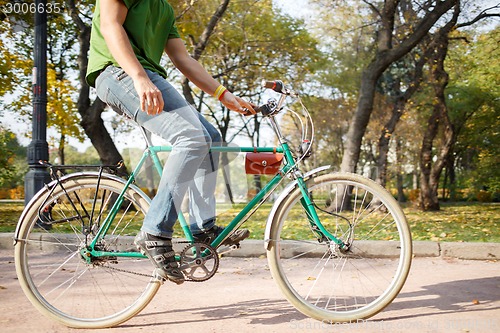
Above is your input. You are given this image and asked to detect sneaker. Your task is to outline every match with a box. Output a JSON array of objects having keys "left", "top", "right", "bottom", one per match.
[
  {"left": 193, "top": 225, "right": 250, "bottom": 246},
  {"left": 134, "top": 231, "right": 185, "bottom": 284}
]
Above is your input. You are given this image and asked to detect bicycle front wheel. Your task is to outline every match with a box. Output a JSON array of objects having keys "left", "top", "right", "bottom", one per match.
[
  {"left": 267, "top": 172, "right": 412, "bottom": 322},
  {"left": 15, "top": 175, "right": 160, "bottom": 328}
]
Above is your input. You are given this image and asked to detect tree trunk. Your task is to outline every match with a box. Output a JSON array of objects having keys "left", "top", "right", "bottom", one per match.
[
  {"left": 375, "top": 36, "right": 433, "bottom": 187},
  {"left": 419, "top": 105, "right": 441, "bottom": 210},
  {"left": 446, "top": 150, "right": 457, "bottom": 200},
  {"left": 396, "top": 137, "right": 406, "bottom": 202},
  {"left": 67, "top": 1, "right": 125, "bottom": 174},
  {"left": 58, "top": 133, "right": 65, "bottom": 165},
  {"left": 418, "top": 40, "right": 457, "bottom": 210},
  {"left": 418, "top": 4, "right": 460, "bottom": 211},
  {"left": 340, "top": 0, "right": 458, "bottom": 176}
]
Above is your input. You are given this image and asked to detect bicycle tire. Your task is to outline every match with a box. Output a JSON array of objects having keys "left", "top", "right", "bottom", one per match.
[
  {"left": 15, "top": 174, "right": 160, "bottom": 328},
  {"left": 267, "top": 172, "right": 412, "bottom": 322}
]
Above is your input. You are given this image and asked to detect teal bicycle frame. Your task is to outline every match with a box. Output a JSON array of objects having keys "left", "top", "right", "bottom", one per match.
[{"left": 87, "top": 102, "right": 343, "bottom": 262}]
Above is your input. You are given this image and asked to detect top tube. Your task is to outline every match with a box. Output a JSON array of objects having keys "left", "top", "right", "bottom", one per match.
[{"left": 148, "top": 146, "right": 284, "bottom": 153}]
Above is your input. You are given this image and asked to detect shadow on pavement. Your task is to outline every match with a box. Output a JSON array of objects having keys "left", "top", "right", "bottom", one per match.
[
  {"left": 382, "top": 276, "right": 500, "bottom": 321},
  {"left": 123, "top": 298, "right": 306, "bottom": 328}
]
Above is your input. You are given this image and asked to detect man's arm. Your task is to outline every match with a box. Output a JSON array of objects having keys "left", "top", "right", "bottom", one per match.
[
  {"left": 100, "top": 0, "right": 163, "bottom": 114},
  {"left": 165, "top": 38, "right": 255, "bottom": 115}
]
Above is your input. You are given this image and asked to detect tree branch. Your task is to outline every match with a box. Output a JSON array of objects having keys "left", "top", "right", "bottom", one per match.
[
  {"left": 456, "top": 8, "right": 500, "bottom": 29},
  {"left": 361, "top": 0, "right": 382, "bottom": 19},
  {"left": 193, "top": 0, "right": 230, "bottom": 60},
  {"left": 65, "top": 0, "right": 87, "bottom": 31},
  {"left": 384, "top": 0, "right": 458, "bottom": 67},
  {"left": 176, "top": 0, "right": 199, "bottom": 20}
]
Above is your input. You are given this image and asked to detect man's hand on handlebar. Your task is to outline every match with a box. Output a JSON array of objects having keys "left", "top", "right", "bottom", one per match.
[{"left": 220, "top": 91, "right": 258, "bottom": 116}]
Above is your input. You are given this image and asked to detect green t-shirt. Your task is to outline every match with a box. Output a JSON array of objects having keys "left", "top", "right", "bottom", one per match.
[{"left": 86, "top": 0, "right": 181, "bottom": 87}]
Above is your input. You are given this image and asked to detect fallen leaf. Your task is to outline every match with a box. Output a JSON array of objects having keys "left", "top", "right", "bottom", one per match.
[{"left": 472, "top": 299, "right": 480, "bottom": 305}]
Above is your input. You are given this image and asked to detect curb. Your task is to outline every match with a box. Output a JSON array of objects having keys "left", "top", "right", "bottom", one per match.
[
  {"left": 1, "top": 233, "right": 499, "bottom": 260},
  {"left": 233, "top": 239, "right": 500, "bottom": 260}
]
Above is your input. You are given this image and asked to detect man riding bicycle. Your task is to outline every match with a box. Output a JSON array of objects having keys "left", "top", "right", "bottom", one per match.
[{"left": 86, "top": 0, "right": 255, "bottom": 284}]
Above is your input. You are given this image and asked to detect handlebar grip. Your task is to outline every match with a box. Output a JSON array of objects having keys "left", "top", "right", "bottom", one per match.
[
  {"left": 261, "top": 79, "right": 285, "bottom": 94},
  {"left": 253, "top": 105, "right": 265, "bottom": 114},
  {"left": 254, "top": 103, "right": 274, "bottom": 116}
]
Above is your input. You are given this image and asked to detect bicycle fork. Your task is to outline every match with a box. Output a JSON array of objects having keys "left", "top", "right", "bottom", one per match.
[{"left": 295, "top": 176, "right": 349, "bottom": 250}]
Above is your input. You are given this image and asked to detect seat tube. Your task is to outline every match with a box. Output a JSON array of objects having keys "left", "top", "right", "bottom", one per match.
[{"left": 178, "top": 212, "right": 194, "bottom": 243}]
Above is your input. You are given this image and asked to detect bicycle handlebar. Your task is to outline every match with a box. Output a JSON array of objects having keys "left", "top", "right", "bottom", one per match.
[
  {"left": 261, "top": 79, "right": 296, "bottom": 96},
  {"left": 261, "top": 80, "right": 285, "bottom": 93},
  {"left": 253, "top": 79, "right": 298, "bottom": 116}
]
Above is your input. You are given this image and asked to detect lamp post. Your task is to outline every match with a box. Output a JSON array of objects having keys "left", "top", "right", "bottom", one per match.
[{"left": 24, "top": 0, "right": 50, "bottom": 204}]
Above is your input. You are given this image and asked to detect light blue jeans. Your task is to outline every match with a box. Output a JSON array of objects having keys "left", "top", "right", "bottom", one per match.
[{"left": 95, "top": 66, "right": 221, "bottom": 238}]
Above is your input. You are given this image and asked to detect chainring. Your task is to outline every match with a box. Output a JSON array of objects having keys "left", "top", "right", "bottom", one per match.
[{"left": 179, "top": 242, "right": 219, "bottom": 282}]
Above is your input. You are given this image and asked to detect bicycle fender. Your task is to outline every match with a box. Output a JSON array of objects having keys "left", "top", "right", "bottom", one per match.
[
  {"left": 13, "top": 172, "right": 150, "bottom": 246},
  {"left": 264, "top": 165, "right": 331, "bottom": 251}
]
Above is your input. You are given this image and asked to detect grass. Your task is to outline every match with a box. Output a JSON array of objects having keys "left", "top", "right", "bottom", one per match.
[{"left": 1, "top": 200, "right": 499, "bottom": 243}]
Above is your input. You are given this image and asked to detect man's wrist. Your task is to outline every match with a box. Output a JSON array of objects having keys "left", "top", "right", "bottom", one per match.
[{"left": 213, "top": 85, "right": 228, "bottom": 100}]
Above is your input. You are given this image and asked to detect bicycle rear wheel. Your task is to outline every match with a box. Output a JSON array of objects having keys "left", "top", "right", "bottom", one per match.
[
  {"left": 15, "top": 174, "right": 160, "bottom": 328},
  {"left": 267, "top": 172, "right": 412, "bottom": 322}
]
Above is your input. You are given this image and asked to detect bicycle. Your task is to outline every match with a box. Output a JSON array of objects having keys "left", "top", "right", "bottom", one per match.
[{"left": 13, "top": 80, "right": 412, "bottom": 328}]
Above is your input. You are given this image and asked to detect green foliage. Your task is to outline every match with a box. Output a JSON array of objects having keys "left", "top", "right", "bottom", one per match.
[
  {"left": 1, "top": 201, "right": 499, "bottom": 242},
  {"left": 0, "top": 0, "right": 86, "bottom": 160},
  {"left": 170, "top": 0, "right": 324, "bottom": 146},
  {"left": 58, "top": 145, "right": 100, "bottom": 165},
  {"left": 0, "top": 127, "right": 16, "bottom": 187},
  {"left": 177, "top": 0, "right": 323, "bottom": 86},
  {"left": 446, "top": 27, "right": 500, "bottom": 194},
  {"left": 0, "top": 127, "right": 27, "bottom": 188}
]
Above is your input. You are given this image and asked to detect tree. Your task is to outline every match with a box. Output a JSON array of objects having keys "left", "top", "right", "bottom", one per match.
[
  {"left": 309, "top": 0, "right": 498, "bottom": 208},
  {"left": 417, "top": 3, "right": 499, "bottom": 209},
  {"left": 1, "top": 0, "right": 88, "bottom": 165},
  {"left": 65, "top": 0, "right": 124, "bottom": 171},
  {"left": 309, "top": 0, "right": 459, "bottom": 174},
  {"left": 0, "top": 24, "right": 15, "bottom": 99},
  {"left": 338, "top": 0, "right": 459, "bottom": 177},
  {"left": 418, "top": 23, "right": 457, "bottom": 211}
]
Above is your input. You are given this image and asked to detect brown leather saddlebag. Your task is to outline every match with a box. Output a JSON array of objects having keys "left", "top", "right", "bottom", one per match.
[{"left": 245, "top": 153, "right": 284, "bottom": 175}]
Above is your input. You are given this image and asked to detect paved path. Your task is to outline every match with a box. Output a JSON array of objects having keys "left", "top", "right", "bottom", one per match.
[{"left": 0, "top": 249, "right": 498, "bottom": 333}]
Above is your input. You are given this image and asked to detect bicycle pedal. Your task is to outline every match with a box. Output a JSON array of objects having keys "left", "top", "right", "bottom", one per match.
[{"left": 218, "top": 244, "right": 240, "bottom": 256}]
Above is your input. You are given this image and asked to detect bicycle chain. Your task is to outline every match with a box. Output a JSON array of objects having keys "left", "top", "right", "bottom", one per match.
[{"left": 101, "top": 264, "right": 154, "bottom": 278}]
